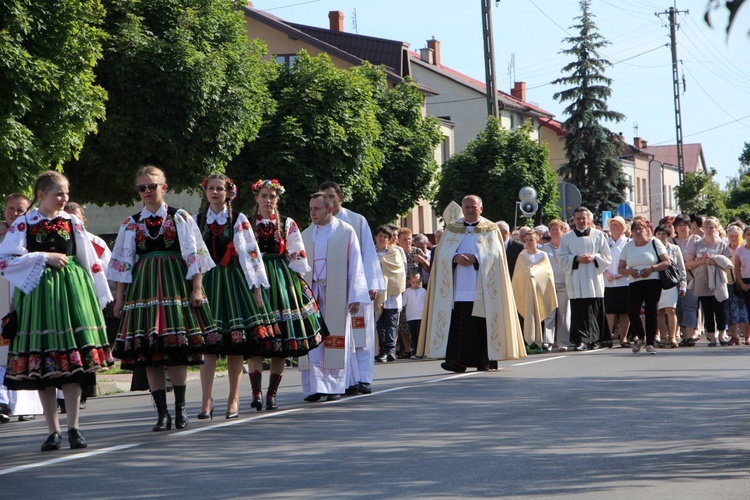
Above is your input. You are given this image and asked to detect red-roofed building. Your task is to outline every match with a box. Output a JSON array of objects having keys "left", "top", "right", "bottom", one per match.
[
  {"left": 410, "top": 39, "right": 556, "bottom": 155},
  {"left": 242, "top": 7, "right": 455, "bottom": 234}
]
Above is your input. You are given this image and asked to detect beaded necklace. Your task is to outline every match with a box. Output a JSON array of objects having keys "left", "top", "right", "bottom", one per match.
[{"left": 144, "top": 216, "right": 165, "bottom": 240}]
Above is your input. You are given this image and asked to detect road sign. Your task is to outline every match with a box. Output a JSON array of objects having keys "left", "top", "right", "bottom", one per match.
[
  {"left": 557, "top": 182, "right": 581, "bottom": 221},
  {"left": 616, "top": 203, "right": 633, "bottom": 219},
  {"left": 601, "top": 211, "right": 612, "bottom": 229}
]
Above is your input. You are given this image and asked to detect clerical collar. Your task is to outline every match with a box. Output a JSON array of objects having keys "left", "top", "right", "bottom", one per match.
[
  {"left": 464, "top": 220, "right": 479, "bottom": 227},
  {"left": 574, "top": 227, "right": 591, "bottom": 237}
]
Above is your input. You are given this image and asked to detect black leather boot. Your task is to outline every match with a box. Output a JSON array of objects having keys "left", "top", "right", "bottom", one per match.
[
  {"left": 173, "top": 385, "right": 188, "bottom": 429},
  {"left": 266, "top": 373, "right": 282, "bottom": 410},
  {"left": 249, "top": 370, "right": 263, "bottom": 411},
  {"left": 151, "top": 389, "right": 172, "bottom": 432}
]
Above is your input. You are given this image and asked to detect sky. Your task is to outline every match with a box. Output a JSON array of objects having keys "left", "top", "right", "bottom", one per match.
[{"left": 251, "top": 0, "right": 750, "bottom": 187}]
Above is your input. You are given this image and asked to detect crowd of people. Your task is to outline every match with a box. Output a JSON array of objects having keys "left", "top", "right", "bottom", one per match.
[{"left": 1, "top": 170, "right": 747, "bottom": 453}]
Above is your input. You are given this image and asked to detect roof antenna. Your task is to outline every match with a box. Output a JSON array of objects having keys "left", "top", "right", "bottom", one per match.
[{"left": 351, "top": 8, "right": 358, "bottom": 34}]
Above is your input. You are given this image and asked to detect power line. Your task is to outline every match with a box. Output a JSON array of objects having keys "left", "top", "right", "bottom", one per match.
[
  {"left": 681, "top": 62, "right": 750, "bottom": 130},
  {"left": 260, "top": 0, "right": 321, "bottom": 12},
  {"left": 528, "top": 0, "right": 571, "bottom": 37},
  {"left": 651, "top": 114, "right": 750, "bottom": 144}
]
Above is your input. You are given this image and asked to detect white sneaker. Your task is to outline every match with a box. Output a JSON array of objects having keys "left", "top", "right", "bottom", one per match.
[
  {"left": 632, "top": 339, "right": 643, "bottom": 353},
  {"left": 558, "top": 346, "right": 568, "bottom": 352},
  {"left": 646, "top": 345, "right": 656, "bottom": 355}
]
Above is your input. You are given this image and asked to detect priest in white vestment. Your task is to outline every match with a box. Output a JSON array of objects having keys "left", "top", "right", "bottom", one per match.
[
  {"left": 299, "top": 193, "right": 369, "bottom": 401},
  {"left": 320, "top": 182, "right": 385, "bottom": 395},
  {"left": 417, "top": 196, "right": 526, "bottom": 371},
  {"left": 557, "top": 207, "right": 612, "bottom": 351}
]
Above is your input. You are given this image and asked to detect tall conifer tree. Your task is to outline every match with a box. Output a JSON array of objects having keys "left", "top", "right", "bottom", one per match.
[{"left": 553, "top": 0, "right": 627, "bottom": 217}]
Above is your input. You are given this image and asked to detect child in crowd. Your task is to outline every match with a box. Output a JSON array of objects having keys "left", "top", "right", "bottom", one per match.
[
  {"left": 0, "top": 172, "right": 113, "bottom": 451},
  {"left": 374, "top": 225, "right": 405, "bottom": 363},
  {"left": 402, "top": 271, "right": 427, "bottom": 359}
]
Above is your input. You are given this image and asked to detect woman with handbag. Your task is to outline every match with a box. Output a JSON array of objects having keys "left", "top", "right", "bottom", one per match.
[
  {"left": 685, "top": 216, "right": 732, "bottom": 347},
  {"left": 654, "top": 225, "right": 687, "bottom": 348},
  {"left": 618, "top": 216, "right": 671, "bottom": 354}
]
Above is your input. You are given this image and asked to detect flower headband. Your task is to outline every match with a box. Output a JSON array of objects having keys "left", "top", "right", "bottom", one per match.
[
  {"left": 251, "top": 179, "right": 285, "bottom": 194},
  {"left": 202, "top": 176, "right": 238, "bottom": 201}
]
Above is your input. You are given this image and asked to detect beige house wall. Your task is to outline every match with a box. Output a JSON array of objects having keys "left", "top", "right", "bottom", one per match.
[
  {"left": 245, "top": 20, "right": 354, "bottom": 70},
  {"left": 540, "top": 127, "right": 566, "bottom": 181}
]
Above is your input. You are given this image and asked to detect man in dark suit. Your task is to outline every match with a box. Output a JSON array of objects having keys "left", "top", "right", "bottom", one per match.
[
  {"left": 497, "top": 221, "right": 524, "bottom": 279},
  {"left": 487, "top": 221, "right": 525, "bottom": 370}
]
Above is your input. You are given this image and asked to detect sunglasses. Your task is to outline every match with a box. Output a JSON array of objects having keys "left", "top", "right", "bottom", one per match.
[{"left": 136, "top": 183, "right": 161, "bottom": 193}]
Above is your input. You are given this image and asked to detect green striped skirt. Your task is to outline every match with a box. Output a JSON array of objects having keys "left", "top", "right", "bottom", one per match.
[
  {"left": 202, "top": 263, "right": 278, "bottom": 356},
  {"left": 112, "top": 252, "right": 215, "bottom": 367},
  {"left": 250, "top": 253, "right": 327, "bottom": 358},
  {"left": 3, "top": 257, "right": 113, "bottom": 390}
]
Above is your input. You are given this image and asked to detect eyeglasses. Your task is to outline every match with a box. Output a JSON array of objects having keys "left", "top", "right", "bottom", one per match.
[{"left": 136, "top": 183, "right": 161, "bottom": 193}]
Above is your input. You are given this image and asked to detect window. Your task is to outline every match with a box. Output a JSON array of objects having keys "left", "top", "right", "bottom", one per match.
[
  {"left": 625, "top": 174, "right": 634, "bottom": 202},
  {"left": 275, "top": 54, "right": 298, "bottom": 66},
  {"left": 636, "top": 177, "right": 641, "bottom": 204},
  {"left": 668, "top": 186, "right": 673, "bottom": 209},
  {"left": 642, "top": 179, "right": 648, "bottom": 205}
]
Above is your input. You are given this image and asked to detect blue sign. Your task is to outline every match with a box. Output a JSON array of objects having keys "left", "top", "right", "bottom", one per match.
[
  {"left": 616, "top": 203, "right": 633, "bottom": 219},
  {"left": 601, "top": 211, "right": 612, "bottom": 229}
]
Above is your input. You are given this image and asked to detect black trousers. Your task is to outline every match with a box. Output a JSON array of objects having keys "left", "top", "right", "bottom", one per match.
[
  {"left": 628, "top": 279, "right": 662, "bottom": 347},
  {"left": 698, "top": 295, "right": 726, "bottom": 334}
]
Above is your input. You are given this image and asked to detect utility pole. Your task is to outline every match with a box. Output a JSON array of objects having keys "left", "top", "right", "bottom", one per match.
[
  {"left": 656, "top": 5, "right": 688, "bottom": 190},
  {"left": 481, "top": 0, "right": 499, "bottom": 119}
]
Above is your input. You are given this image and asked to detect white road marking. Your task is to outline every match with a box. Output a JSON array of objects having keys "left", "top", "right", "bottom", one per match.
[{"left": 0, "top": 444, "right": 141, "bottom": 476}]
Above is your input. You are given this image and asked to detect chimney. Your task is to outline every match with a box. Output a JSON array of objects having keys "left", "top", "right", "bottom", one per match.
[
  {"left": 419, "top": 47, "right": 434, "bottom": 65},
  {"left": 328, "top": 11, "right": 344, "bottom": 32},
  {"left": 641, "top": 139, "right": 648, "bottom": 149},
  {"left": 247, "top": 1, "right": 254, "bottom": 7},
  {"left": 634, "top": 136, "right": 642, "bottom": 149},
  {"left": 427, "top": 37, "right": 440, "bottom": 66},
  {"left": 511, "top": 81, "right": 526, "bottom": 102}
]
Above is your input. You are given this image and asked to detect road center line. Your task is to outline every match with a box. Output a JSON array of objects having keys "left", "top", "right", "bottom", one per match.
[
  {"left": 0, "top": 444, "right": 142, "bottom": 477},
  {"left": 512, "top": 355, "right": 568, "bottom": 366}
]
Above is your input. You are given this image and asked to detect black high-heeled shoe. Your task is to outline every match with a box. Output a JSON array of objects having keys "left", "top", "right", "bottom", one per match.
[
  {"left": 225, "top": 410, "right": 239, "bottom": 419},
  {"left": 197, "top": 398, "right": 214, "bottom": 420},
  {"left": 41, "top": 431, "right": 62, "bottom": 451}
]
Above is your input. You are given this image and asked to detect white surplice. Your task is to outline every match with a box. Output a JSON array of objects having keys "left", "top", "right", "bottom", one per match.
[
  {"left": 336, "top": 208, "right": 384, "bottom": 387},
  {"left": 300, "top": 218, "right": 369, "bottom": 396}
]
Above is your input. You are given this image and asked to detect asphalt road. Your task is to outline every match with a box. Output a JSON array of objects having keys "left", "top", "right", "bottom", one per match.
[{"left": 3, "top": 344, "right": 750, "bottom": 499}]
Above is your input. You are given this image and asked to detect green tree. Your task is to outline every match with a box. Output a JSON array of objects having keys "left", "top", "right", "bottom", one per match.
[
  {"left": 552, "top": 0, "right": 627, "bottom": 216},
  {"left": 65, "top": 0, "right": 273, "bottom": 205},
  {"left": 0, "top": 0, "right": 107, "bottom": 196},
  {"left": 433, "top": 117, "right": 559, "bottom": 225},
  {"left": 724, "top": 143, "right": 750, "bottom": 220},
  {"left": 705, "top": 0, "right": 748, "bottom": 36},
  {"left": 675, "top": 169, "right": 726, "bottom": 220},
  {"left": 228, "top": 51, "right": 383, "bottom": 225},
  {"left": 348, "top": 66, "right": 443, "bottom": 226}
]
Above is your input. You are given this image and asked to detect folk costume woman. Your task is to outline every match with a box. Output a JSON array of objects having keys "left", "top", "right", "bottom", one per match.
[
  {"left": 248, "top": 179, "right": 327, "bottom": 410},
  {"left": 196, "top": 174, "right": 277, "bottom": 420},
  {"left": 0, "top": 171, "right": 114, "bottom": 451},
  {"left": 109, "top": 166, "right": 216, "bottom": 432}
]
